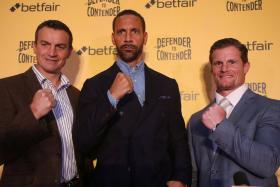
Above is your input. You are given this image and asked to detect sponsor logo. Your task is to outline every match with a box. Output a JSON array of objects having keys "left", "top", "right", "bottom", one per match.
[
  {"left": 145, "top": 0, "right": 197, "bottom": 9},
  {"left": 87, "top": 0, "right": 120, "bottom": 17},
  {"left": 77, "top": 45, "right": 117, "bottom": 56},
  {"left": 156, "top": 36, "right": 192, "bottom": 61},
  {"left": 226, "top": 0, "right": 262, "bottom": 12},
  {"left": 10, "top": 2, "right": 60, "bottom": 12},
  {"left": 17, "top": 40, "right": 37, "bottom": 63},
  {"left": 245, "top": 41, "right": 273, "bottom": 51},
  {"left": 180, "top": 90, "right": 200, "bottom": 101},
  {"left": 247, "top": 82, "right": 266, "bottom": 95}
]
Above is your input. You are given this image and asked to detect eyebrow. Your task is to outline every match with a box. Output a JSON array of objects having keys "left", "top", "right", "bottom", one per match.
[{"left": 39, "top": 40, "right": 68, "bottom": 47}]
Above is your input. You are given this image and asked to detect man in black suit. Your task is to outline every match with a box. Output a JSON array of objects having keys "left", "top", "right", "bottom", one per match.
[
  {"left": 75, "top": 9, "right": 192, "bottom": 187},
  {"left": 0, "top": 20, "right": 90, "bottom": 187}
]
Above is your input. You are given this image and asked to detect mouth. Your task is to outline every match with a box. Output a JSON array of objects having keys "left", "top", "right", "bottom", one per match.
[
  {"left": 45, "top": 58, "right": 59, "bottom": 62},
  {"left": 219, "top": 73, "right": 233, "bottom": 79},
  {"left": 120, "top": 45, "right": 136, "bottom": 52}
]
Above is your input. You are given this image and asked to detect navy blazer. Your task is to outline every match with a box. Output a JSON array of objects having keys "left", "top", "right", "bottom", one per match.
[
  {"left": 188, "top": 89, "right": 280, "bottom": 187},
  {"left": 75, "top": 63, "right": 192, "bottom": 187}
]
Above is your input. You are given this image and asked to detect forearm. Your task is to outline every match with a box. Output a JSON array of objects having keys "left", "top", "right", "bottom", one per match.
[
  {"left": 0, "top": 106, "right": 51, "bottom": 163},
  {"left": 211, "top": 119, "right": 280, "bottom": 177}
]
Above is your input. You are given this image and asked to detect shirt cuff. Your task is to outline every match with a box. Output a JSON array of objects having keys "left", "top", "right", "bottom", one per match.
[{"left": 107, "top": 90, "right": 119, "bottom": 108}]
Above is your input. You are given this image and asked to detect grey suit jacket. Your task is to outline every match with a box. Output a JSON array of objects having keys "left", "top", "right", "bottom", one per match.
[
  {"left": 188, "top": 89, "right": 280, "bottom": 187},
  {"left": 0, "top": 68, "right": 89, "bottom": 187}
]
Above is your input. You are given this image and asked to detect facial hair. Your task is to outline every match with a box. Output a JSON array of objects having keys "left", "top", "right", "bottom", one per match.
[{"left": 117, "top": 43, "right": 144, "bottom": 63}]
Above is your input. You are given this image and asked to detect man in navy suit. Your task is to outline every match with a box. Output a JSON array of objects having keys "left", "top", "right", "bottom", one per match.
[
  {"left": 75, "top": 9, "right": 192, "bottom": 187},
  {"left": 188, "top": 38, "right": 280, "bottom": 187}
]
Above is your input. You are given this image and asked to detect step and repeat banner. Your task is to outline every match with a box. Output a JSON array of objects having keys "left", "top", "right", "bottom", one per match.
[{"left": 1, "top": 0, "right": 279, "bottom": 182}]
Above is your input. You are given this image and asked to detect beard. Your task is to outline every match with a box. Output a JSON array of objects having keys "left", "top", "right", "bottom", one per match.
[{"left": 116, "top": 43, "right": 144, "bottom": 63}]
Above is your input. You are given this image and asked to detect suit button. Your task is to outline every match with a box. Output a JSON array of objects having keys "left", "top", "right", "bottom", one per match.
[
  {"left": 211, "top": 169, "right": 217, "bottom": 175},
  {"left": 128, "top": 167, "right": 131, "bottom": 172},
  {"left": 119, "top": 111, "right": 124, "bottom": 116}
]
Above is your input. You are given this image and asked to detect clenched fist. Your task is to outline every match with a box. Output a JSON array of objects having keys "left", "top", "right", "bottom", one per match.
[
  {"left": 202, "top": 104, "right": 226, "bottom": 130},
  {"left": 30, "top": 89, "right": 56, "bottom": 119},
  {"left": 109, "top": 72, "right": 133, "bottom": 100}
]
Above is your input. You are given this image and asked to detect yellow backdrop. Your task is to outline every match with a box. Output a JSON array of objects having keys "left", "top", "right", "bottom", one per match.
[{"left": 1, "top": 0, "right": 279, "bottom": 184}]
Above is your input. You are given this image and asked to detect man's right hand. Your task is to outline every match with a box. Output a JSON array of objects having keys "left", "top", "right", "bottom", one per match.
[
  {"left": 202, "top": 104, "right": 226, "bottom": 130},
  {"left": 109, "top": 72, "right": 134, "bottom": 100},
  {"left": 30, "top": 89, "right": 56, "bottom": 119}
]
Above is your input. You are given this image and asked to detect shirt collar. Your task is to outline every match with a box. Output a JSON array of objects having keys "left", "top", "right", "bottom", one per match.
[
  {"left": 116, "top": 59, "right": 144, "bottom": 75},
  {"left": 215, "top": 84, "right": 248, "bottom": 107},
  {"left": 32, "top": 65, "right": 70, "bottom": 89}
]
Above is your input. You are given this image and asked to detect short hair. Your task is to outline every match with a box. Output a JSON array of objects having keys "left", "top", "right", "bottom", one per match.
[
  {"left": 112, "top": 9, "right": 146, "bottom": 32},
  {"left": 35, "top": 20, "right": 73, "bottom": 49},
  {"left": 209, "top": 38, "right": 248, "bottom": 64}
]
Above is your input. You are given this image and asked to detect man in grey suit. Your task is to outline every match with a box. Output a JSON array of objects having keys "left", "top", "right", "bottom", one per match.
[{"left": 188, "top": 38, "right": 280, "bottom": 187}]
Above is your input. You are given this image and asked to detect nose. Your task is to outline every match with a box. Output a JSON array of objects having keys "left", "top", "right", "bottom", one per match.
[
  {"left": 49, "top": 46, "right": 57, "bottom": 56},
  {"left": 124, "top": 32, "right": 132, "bottom": 42},
  {"left": 221, "top": 62, "right": 228, "bottom": 72}
]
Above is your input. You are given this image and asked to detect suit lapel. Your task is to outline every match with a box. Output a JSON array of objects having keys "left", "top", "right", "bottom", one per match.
[
  {"left": 228, "top": 89, "right": 256, "bottom": 125},
  {"left": 24, "top": 67, "right": 60, "bottom": 138},
  {"left": 23, "top": 68, "right": 42, "bottom": 102},
  {"left": 135, "top": 65, "right": 159, "bottom": 125}
]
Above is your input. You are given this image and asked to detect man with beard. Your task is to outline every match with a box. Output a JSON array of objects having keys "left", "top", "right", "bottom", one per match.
[
  {"left": 187, "top": 38, "right": 280, "bottom": 187},
  {"left": 74, "top": 9, "right": 192, "bottom": 187}
]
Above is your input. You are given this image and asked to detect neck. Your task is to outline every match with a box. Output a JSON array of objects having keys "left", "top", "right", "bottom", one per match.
[
  {"left": 35, "top": 65, "right": 61, "bottom": 88},
  {"left": 46, "top": 73, "right": 61, "bottom": 88}
]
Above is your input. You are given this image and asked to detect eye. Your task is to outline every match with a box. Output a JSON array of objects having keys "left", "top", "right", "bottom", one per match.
[
  {"left": 131, "top": 29, "right": 139, "bottom": 34},
  {"left": 213, "top": 61, "right": 222, "bottom": 66},
  {"left": 57, "top": 45, "right": 67, "bottom": 50},
  {"left": 40, "top": 42, "right": 48, "bottom": 46},
  {"left": 117, "top": 29, "right": 125, "bottom": 35},
  {"left": 228, "top": 60, "right": 236, "bottom": 64}
]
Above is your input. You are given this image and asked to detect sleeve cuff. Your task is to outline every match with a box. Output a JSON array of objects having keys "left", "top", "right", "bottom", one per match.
[{"left": 107, "top": 90, "right": 119, "bottom": 108}]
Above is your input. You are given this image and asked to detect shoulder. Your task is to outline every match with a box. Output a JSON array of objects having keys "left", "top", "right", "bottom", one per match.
[
  {"left": 146, "top": 66, "right": 174, "bottom": 82},
  {"left": 0, "top": 70, "right": 31, "bottom": 90},
  {"left": 248, "top": 90, "right": 280, "bottom": 108},
  {"left": 67, "top": 85, "right": 80, "bottom": 96},
  {"left": 83, "top": 64, "right": 117, "bottom": 86}
]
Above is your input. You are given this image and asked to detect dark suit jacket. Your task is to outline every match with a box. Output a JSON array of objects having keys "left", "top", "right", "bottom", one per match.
[
  {"left": 0, "top": 68, "right": 89, "bottom": 187},
  {"left": 188, "top": 89, "right": 280, "bottom": 187},
  {"left": 74, "top": 63, "right": 192, "bottom": 187}
]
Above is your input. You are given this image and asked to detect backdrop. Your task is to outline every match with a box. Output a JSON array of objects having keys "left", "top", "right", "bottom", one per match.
[{"left": 1, "top": 0, "right": 279, "bottom": 183}]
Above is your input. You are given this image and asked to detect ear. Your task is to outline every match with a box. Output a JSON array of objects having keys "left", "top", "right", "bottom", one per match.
[
  {"left": 33, "top": 42, "right": 37, "bottom": 54},
  {"left": 244, "top": 62, "right": 250, "bottom": 74},
  {"left": 111, "top": 32, "right": 116, "bottom": 45},
  {"left": 143, "top": 32, "right": 148, "bottom": 45}
]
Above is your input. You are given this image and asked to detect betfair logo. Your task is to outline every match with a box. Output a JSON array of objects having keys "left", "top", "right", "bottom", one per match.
[
  {"left": 245, "top": 41, "right": 273, "bottom": 51},
  {"left": 10, "top": 2, "right": 60, "bottom": 12},
  {"left": 77, "top": 46, "right": 88, "bottom": 56},
  {"left": 145, "top": 0, "right": 156, "bottom": 8},
  {"left": 10, "top": 3, "right": 20, "bottom": 12},
  {"left": 145, "top": 0, "right": 197, "bottom": 9},
  {"left": 77, "top": 45, "right": 116, "bottom": 56}
]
